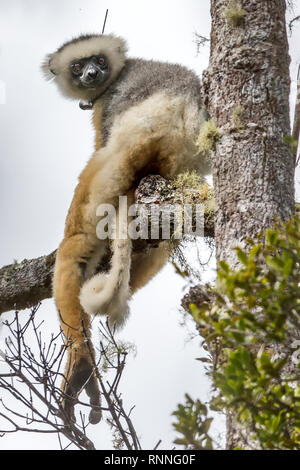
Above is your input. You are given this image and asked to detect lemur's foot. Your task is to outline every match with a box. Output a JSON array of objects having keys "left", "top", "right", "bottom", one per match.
[{"left": 62, "top": 356, "right": 101, "bottom": 425}]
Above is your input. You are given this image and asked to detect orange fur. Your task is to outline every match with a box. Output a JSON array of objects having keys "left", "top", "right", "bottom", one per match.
[
  {"left": 130, "top": 242, "right": 170, "bottom": 293},
  {"left": 92, "top": 101, "right": 103, "bottom": 152}
]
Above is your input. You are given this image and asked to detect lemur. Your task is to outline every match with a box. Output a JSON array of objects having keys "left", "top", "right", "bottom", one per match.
[{"left": 42, "top": 33, "right": 210, "bottom": 424}]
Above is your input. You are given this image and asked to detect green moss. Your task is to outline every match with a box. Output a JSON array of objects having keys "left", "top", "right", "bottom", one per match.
[
  {"left": 172, "top": 170, "right": 213, "bottom": 205},
  {"left": 224, "top": 1, "right": 246, "bottom": 27},
  {"left": 283, "top": 134, "right": 298, "bottom": 155},
  {"left": 232, "top": 104, "right": 244, "bottom": 132},
  {"left": 173, "top": 170, "right": 204, "bottom": 191},
  {"left": 196, "top": 119, "right": 220, "bottom": 154}
]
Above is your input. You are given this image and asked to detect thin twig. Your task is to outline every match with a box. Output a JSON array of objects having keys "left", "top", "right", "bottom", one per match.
[{"left": 289, "top": 14, "right": 300, "bottom": 33}]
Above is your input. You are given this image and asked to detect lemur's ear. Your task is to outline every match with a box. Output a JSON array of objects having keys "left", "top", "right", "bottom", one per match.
[
  {"left": 117, "top": 44, "right": 126, "bottom": 54},
  {"left": 113, "top": 35, "right": 127, "bottom": 55},
  {"left": 41, "top": 54, "right": 57, "bottom": 80}
]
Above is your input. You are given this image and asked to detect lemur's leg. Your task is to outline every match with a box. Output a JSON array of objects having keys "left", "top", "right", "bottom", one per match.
[
  {"left": 53, "top": 234, "right": 102, "bottom": 424},
  {"left": 129, "top": 242, "right": 170, "bottom": 294}
]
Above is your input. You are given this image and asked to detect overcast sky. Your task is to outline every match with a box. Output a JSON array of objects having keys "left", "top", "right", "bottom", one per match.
[{"left": 0, "top": 0, "right": 299, "bottom": 450}]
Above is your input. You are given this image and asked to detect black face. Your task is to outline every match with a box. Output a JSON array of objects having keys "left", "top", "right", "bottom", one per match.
[{"left": 70, "top": 54, "right": 110, "bottom": 89}]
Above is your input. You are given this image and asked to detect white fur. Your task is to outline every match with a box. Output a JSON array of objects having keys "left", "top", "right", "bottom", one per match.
[
  {"left": 80, "top": 209, "right": 132, "bottom": 328},
  {"left": 53, "top": 35, "right": 126, "bottom": 71}
]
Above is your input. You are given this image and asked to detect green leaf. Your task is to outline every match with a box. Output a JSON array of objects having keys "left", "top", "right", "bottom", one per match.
[
  {"left": 283, "top": 257, "right": 293, "bottom": 277},
  {"left": 236, "top": 248, "right": 249, "bottom": 266},
  {"left": 248, "top": 244, "right": 261, "bottom": 260},
  {"left": 266, "top": 256, "right": 284, "bottom": 271},
  {"left": 219, "top": 260, "right": 229, "bottom": 273},
  {"left": 266, "top": 229, "right": 279, "bottom": 246},
  {"left": 202, "top": 418, "right": 213, "bottom": 433},
  {"left": 196, "top": 357, "right": 211, "bottom": 363}
]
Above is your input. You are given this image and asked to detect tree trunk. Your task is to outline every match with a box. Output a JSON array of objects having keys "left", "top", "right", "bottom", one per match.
[{"left": 202, "top": 0, "right": 294, "bottom": 448}]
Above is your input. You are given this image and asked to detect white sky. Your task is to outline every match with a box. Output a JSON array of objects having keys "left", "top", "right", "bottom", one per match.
[{"left": 0, "top": 0, "right": 299, "bottom": 451}]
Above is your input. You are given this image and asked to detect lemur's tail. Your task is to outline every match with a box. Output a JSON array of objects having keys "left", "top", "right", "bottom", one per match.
[{"left": 79, "top": 207, "right": 132, "bottom": 328}]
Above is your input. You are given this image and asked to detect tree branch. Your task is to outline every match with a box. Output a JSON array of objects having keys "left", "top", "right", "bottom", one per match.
[{"left": 0, "top": 251, "right": 56, "bottom": 315}]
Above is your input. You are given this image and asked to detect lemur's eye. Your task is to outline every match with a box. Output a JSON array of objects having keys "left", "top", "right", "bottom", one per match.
[
  {"left": 98, "top": 57, "right": 106, "bottom": 66},
  {"left": 71, "top": 62, "right": 83, "bottom": 74}
]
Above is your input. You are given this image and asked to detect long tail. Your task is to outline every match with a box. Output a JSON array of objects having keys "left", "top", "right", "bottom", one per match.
[{"left": 79, "top": 204, "right": 132, "bottom": 328}]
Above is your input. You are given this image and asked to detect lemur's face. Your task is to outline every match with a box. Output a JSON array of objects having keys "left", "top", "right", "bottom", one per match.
[
  {"left": 70, "top": 54, "right": 110, "bottom": 90},
  {"left": 42, "top": 34, "right": 127, "bottom": 102}
]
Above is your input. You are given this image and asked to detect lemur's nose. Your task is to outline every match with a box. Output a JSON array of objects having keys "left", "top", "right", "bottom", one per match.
[{"left": 87, "top": 69, "right": 98, "bottom": 79}]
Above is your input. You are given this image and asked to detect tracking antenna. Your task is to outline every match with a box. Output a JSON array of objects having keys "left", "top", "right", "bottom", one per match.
[{"left": 102, "top": 9, "right": 109, "bottom": 34}]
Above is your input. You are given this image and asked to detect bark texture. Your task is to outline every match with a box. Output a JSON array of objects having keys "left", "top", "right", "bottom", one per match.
[
  {"left": 0, "top": 175, "right": 214, "bottom": 315},
  {"left": 203, "top": 0, "right": 294, "bottom": 265},
  {"left": 202, "top": 0, "right": 295, "bottom": 449},
  {"left": 0, "top": 251, "right": 56, "bottom": 314}
]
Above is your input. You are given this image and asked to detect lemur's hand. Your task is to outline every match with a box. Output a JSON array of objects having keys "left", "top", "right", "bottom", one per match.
[{"left": 62, "top": 356, "right": 102, "bottom": 425}]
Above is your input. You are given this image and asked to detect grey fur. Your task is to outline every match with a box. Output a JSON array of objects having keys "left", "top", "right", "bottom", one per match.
[{"left": 100, "top": 58, "right": 203, "bottom": 145}]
